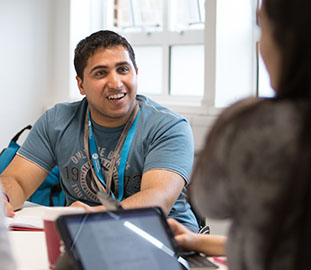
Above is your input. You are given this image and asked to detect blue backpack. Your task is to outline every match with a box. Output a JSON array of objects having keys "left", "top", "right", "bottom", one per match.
[{"left": 0, "top": 125, "right": 66, "bottom": 206}]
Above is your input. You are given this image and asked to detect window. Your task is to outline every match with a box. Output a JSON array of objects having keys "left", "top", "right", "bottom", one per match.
[
  {"left": 69, "top": 0, "right": 266, "bottom": 112},
  {"left": 113, "top": 0, "right": 163, "bottom": 31}
]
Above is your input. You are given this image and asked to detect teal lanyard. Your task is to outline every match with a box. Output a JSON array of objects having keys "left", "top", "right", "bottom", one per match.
[{"left": 85, "top": 104, "right": 140, "bottom": 201}]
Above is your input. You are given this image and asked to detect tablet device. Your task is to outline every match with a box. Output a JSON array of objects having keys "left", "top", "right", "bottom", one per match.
[{"left": 56, "top": 207, "right": 184, "bottom": 270}]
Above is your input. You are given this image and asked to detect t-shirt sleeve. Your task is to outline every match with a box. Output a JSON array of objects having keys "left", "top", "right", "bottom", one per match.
[
  {"left": 143, "top": 118, "right": 194, "bottom": 184},
  {"left": 17, "top": 109, "right": 56, "bottom": 172}
]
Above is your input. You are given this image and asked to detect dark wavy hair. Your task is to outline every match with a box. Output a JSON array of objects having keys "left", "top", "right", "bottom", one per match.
[
  {"left": 263, "top": 0, "right": 311, "bottom": 99},
  {"left": 74, "top": 30, "right": 137, "bottom": 80},
  {"left": 262, "top": 0, "right": 311, "bottom": 268}
]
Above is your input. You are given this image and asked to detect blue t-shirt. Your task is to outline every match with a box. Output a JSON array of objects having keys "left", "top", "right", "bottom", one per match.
[{"left": 18, "top": 95, "right": 198, "bottom": 230}]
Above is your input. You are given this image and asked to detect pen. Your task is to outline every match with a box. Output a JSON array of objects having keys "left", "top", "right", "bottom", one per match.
[{"left": 213, "top": 257, "right": 227, "bottom": 266}]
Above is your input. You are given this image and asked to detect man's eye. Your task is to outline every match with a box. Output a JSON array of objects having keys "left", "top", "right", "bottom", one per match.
[
  {"left": 118, "top": 66, "right": 129, "bottom": 73},
  {"left": 95, "top": 71, "right": 107, "bottom": 76}
]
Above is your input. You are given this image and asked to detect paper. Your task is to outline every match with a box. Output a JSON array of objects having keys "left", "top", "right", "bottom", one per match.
[
  {"left": 5, "top": 203, "right": 84, "bottom": 231},
  {"left": 5, "top": 215, "right": 44, "bottom": 231},
  {"left": 4, "top": 202, "right": 47, "bottom": 231}
]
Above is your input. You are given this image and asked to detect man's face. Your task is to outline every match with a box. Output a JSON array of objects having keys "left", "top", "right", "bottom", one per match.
[{"left": 77, "top": 46, "right": 138, "bottom": 127}]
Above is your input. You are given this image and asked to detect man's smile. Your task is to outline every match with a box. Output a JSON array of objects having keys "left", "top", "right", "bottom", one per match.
[{"left": 107, "top": 93, "right": 126, "bottom": 100}]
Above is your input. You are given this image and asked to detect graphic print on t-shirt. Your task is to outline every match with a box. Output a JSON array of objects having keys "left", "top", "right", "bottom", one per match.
[
  {"left": 69, "top": 148, "right": 120, "bottom": 203},
  {"left": 65, "top": 146, "right": 142, "bottom": 204}
]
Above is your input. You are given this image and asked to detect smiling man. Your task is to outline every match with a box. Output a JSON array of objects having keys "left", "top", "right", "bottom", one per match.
[{"left": 0, "top": 30, "right": 198, "bottom": 232}]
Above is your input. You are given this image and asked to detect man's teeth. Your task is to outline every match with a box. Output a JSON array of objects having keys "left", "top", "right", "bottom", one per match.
[{"left": 108, "top": 93, "right": 125, "bottom": 100}]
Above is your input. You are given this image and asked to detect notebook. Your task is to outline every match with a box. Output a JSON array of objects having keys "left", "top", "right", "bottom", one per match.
[{"left": 55, "top": 207, "right": 218, "bottom": 270}]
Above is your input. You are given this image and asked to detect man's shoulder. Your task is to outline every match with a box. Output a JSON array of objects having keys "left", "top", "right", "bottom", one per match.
[
  {"left": 136, "top": 95, "right": 186, "bottom": 121},
  {"left": 44, "top": 98, "right": 87, "bottom": 122},
  {"left": 48, "top": 98, "right": 86, "bottom": 113}
]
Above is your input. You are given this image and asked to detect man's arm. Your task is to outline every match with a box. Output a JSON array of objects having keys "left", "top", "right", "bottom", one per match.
[
  {"left": 71, "top": 169, "right": 186, "bottom": 216},
  {"left": 0, "top": 155, "right": 48, "bottom": 211},
  {"left": 120, "top": 169, "right": 185, "bottom": 215}
]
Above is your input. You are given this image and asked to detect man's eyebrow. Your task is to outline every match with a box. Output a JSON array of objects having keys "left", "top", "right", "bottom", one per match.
[
  {"left": 116, "top": 61, "right": 131, "bottom": 67},
  {"left": 89, "top": 62, "right": 131, "bottom": 74},
  {"left": 89, "top": 65, "right": 108, "bottom": 74}
]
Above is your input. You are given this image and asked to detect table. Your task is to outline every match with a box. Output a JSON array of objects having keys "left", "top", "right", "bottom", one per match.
[
  {"left": 7, "top": 203, "right": 227, "bottom": 270},
  {"left": 9, "top": 231, "right": 48, "bottom": 270}
]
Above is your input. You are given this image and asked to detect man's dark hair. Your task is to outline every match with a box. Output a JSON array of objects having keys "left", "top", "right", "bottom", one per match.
[{"left": 74, "top": 30, "right": 137, "bottom": 80}]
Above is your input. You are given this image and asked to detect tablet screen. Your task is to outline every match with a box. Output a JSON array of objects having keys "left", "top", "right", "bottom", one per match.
[{"left": 56, "top": 208, "right": 182, "bottom": 270}]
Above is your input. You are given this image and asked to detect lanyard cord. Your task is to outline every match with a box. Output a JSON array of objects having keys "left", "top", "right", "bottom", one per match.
[{"left": 83, "top": 102, "right": 140, "bottom": 201}]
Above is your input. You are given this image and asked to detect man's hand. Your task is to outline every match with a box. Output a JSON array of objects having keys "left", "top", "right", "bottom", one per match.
[
  {"left": 3, "top": 196, "right": 15, "bottom": 217},
  {"left": 70, "top": 201, "right": 106, "bottom": 212}
]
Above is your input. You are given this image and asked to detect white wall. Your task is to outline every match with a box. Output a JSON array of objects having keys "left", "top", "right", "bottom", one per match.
[
  {"left": 0, "top": 0, "right": 70, "bottom": 150},
  {"left": 50, "top": 0, "right": 71, "bottom": 105}
]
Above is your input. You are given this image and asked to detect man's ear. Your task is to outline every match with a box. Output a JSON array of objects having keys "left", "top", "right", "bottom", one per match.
[
  {"left": 76, "top": 76, "right": 86, "bottom": 95},
  {"left": 135, "top": 67, "right": 138, "bottom": 75}
]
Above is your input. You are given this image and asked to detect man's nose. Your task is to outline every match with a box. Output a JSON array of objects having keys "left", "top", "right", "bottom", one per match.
[{"left": 107, "top": 72, "right": 122, "bottom": 89}]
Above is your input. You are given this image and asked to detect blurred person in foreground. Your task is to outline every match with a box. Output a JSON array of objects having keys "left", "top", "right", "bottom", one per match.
[{"left": 168, "top": 0, "right": 310, "bottom": 268}]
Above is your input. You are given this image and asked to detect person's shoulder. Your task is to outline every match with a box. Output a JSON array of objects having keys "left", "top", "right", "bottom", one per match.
[
  {"left": 217, "top": 97, "right": 262, "bottom": 123},
  {"left": 136, "top": 94, "right": 186, "bottom": 121},
  {"left": 208, "top": 97, "right": 306, "bottom": 148},
  {"left": 217, "top": 97, "right": 304, "bottom": 129},
  {"left": 39, "top": 99, "right": 87, "bottom": 125},
  {"left": 44, "top": 98, "right": 86, "bottom": 120},
  {"left": 208, "top": 97, "right": 262, "bottom": 138},
  {"left": 239, "top": 98, "right": 305, "bottom": 132},
  {"left": 48, "top": 98, "right": 85, "bottom": 113}
]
